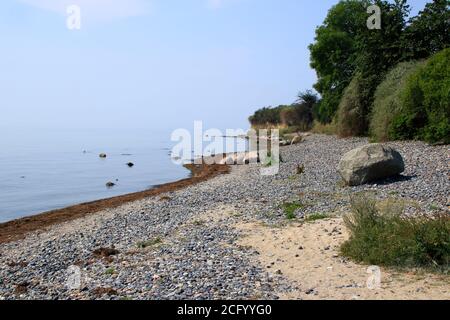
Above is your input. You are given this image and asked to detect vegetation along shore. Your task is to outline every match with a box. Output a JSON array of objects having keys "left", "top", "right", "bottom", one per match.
[
  {"left": 0, "top": 0, "right": 448, "bottom": 301},
  {"left": 0, "top": 134, "right": 448, "bottom": 299}
]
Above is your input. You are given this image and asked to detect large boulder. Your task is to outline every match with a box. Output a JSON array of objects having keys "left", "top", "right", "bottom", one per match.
[
  {"left": 290, "top": 136, "right": 303, "bottom": 145},
  {"left": 219, "top": 151, "right": 259, "bottom": 165},
  {"left": 338, "top": 144, "right": 405, "bottom": 186}
]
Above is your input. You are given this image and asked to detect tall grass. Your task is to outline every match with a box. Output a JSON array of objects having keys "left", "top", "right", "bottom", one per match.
[
  {"left": 310, "top": 120, "right": 337, "bottom": 136},
  {"left": 341, "top": 195, "right": 449, "bottom": 272},
  {"left": 336, "top": 73, "right": 367, "bottom": 137}
]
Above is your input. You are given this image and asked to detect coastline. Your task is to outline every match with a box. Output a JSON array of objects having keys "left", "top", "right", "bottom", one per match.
[
  {"left": 0, "top": 163, "right": 229, "bottom": 244},
  {"left": 0, "top": 134, "right": 448, "bottom": 300}
]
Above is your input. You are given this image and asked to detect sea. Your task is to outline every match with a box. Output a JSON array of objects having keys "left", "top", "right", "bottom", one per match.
[{"left": 0, "top": 127, "right": 247, "bottom": 222}]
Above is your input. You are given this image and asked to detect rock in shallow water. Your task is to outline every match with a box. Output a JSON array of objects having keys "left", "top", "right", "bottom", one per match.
[{"left": 338, "top": 144, "right": 405, "bottom": 186}]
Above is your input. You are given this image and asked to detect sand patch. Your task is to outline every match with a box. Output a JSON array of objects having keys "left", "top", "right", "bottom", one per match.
[{"left": 237, "top": 217, "right": 450, "bottom": 300}]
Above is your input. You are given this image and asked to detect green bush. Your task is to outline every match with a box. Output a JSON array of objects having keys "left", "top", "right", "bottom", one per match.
[
  {"left": 250, "top": 91, "right": 318, "bottom": 130},
  {"left": 336, "top": 73, "right": 366, "bottom": 137},
  {"left": 390, "top": 48, "right": 450, "bottom": 144},
  {"left": 249, "top": 105, "right": 287, "bottom": 127},
  {"left": 370, "top": 60, "right": 425, "bottom": 142},
  {"left": 280, "top": 106, "right": 298, "bottom": 127},
  {"left": 341, "top": 195, "right": 450, "bottom": 271}
]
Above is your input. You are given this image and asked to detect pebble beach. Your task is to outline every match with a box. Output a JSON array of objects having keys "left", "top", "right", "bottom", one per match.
[{"left": 0, "top": 134, "right": 449, "bottom": 300}]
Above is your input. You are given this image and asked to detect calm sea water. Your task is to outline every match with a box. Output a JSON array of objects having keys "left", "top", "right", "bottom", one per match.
[
  {"left": 0, "top": 128, "right": 192, "bottom": 223},
  {"left": 0, "top": 128, "right": 248, "bottom": 223}
]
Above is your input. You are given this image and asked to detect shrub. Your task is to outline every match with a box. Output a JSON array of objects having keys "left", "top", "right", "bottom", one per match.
[
  {"left": 292, "top": 104, "right": 314, "bottom": 131},
  {"left": 280, "top": 106, "right": 299, "bottom": 127},
  {"left": 390, "top": 48, "right": 450, "bottom": 144},
  {"left": 249, "top": 105, "right": 287, "bottom": 127},
  {"left": 370, "top": 60, "right": 425, "bottom": 142},
  {"left": 104, "top": 267, "right": 116, "bottom": 275},
  {"left": 341, "top": 195, "right": 450, "bottom": 271},
  {"left": 336, "top": 73, "right": 367, "bottom": 137}
]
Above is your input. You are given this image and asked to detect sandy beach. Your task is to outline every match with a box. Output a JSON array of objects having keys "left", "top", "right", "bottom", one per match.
[{"left": 0, "top": 134, "right": 448, "bottom": 300}]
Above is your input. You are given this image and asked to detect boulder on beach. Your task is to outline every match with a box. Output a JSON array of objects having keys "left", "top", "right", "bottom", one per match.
[
  {"left": 219, "top": 151, "right": 259, "bottom": 165},
  {"left": 290, "top": 136, "right": 303, "bottom": 145},
  {"left": 338, "top": 144, "right": 405, "bottom": 186}
]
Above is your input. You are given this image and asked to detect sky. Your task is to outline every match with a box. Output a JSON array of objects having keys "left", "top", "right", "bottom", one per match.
[{"left": 0, "top": 0, "right": 431, "bottom": 133}]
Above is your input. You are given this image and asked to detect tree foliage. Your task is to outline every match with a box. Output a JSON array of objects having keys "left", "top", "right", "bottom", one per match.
[
  {"left": 352, "top": 0, "right": 411, "bottom": 134},
  {"left": 248, "top": 106, "right": 285, "bottom": 127},
  {"left": 249, "top": 91, "right": 319, "bottom": 130},
  {"left": 309, "top": 0, "right": 370, "bottom": 124},
  {"left": 249, "top": 0, "right": 449, "bottom": 144},
  {"left": 403, "top": 0, "right": 450, "bottom": 60}
]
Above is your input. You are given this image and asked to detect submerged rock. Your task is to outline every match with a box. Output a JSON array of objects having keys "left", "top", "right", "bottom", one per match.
[
  {"left": 338, "top": 144, "right": 405, "bottom": 186},
  {"left": 99, "top": 153, "right": 107, "bottom": 158},
  {"left": 106, "top": 182, "right": 116, "bottom": 188},
  {"left": 127, "top": 162, "right": 134, "bottom": 168}
]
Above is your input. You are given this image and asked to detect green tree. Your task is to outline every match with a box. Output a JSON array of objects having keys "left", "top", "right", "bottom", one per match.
[
  {"left": 309, "top": 0, "right": 370, "bottom": 123},
  {"left": 249, "top": 105, "right": 287, "bottom": 127},
  {"left": 292, "top": 90, "right": 319, "bottom": 130},
  {"left": 404, "top": 0, "right": 450, "bottom": 60},
  {"left": 351, "top": 0, "right": 410, "bottom": 134},
  {"left": 296, "top": 90, "right": 319, "bottom": 110}
]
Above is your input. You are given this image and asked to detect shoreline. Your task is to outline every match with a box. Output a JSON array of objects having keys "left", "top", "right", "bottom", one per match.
[
  {"left": 0, "top": 134, "right": 448, "bottom": 300},
  {"left": 0, "top": 163, "right": 229, "bottom": 244}
]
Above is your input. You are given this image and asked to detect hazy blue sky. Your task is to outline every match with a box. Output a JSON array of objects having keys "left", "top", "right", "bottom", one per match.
[{"left": 0, "top": 0, "right": 430, "bottom": 132}]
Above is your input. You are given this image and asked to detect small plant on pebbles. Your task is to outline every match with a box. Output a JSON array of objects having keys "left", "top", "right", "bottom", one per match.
[
  {"left": 104, "top": 267, "right": 116, "bottom": 275},
  {"left": 136, "top": 237, "right": 163, "bottom": 249},
  {"left": 429, "top": 204, "right": 439, "bottom": 211},
  {"left": 282, "top": 201, "right": 304, "bottom": 220},
  {"left": 296, "top": 164, "right": 305, "bottom": 175},
  {"left": 193, "top": 220, "right": 205, "bottom": 226}
]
